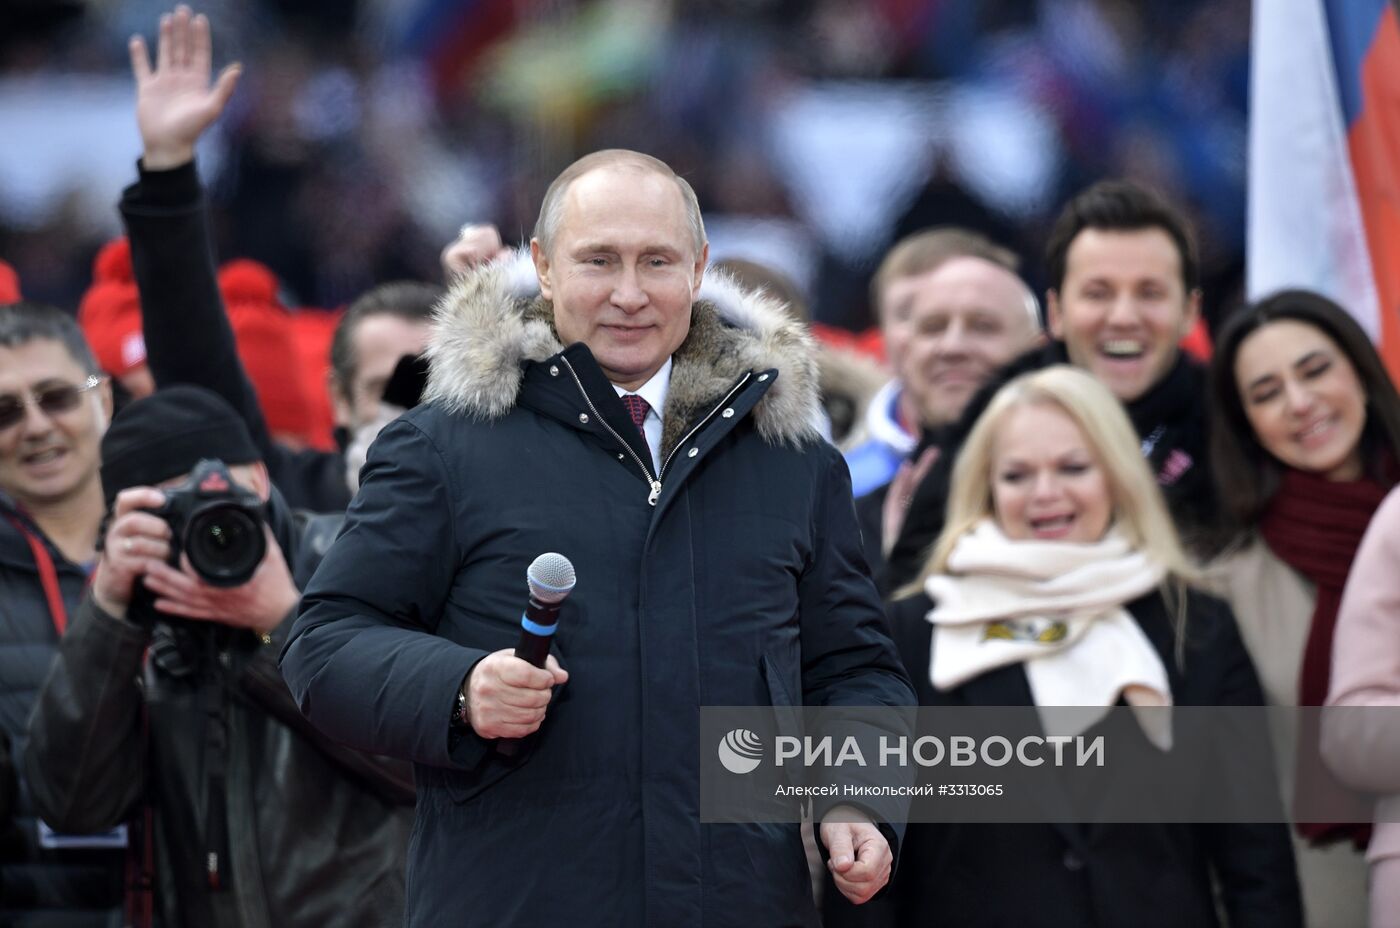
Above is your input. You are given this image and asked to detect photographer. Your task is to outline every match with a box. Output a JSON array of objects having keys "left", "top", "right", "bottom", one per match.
[{"left": 23, "top": 385, "right": 410, "bottom": 928}]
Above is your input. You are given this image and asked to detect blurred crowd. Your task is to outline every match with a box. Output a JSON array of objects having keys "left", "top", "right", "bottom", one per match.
[
  {"left": 2, "top": 0, "right": 1248, "bottom": 329},
  {"left": 17, "top": 2, "right": 1400, "bottom": 928}
]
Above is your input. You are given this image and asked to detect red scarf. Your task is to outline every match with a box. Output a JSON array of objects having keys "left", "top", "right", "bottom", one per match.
[{"left": 1260, "top": 467, "right": 1386, "bottom": 848}]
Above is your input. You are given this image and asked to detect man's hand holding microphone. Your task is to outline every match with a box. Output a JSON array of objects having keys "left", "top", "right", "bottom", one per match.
[
  {"left": 459, "top": 553, "right": 573, "bottom": 742},
  {"left": 459, "top": 652, "right": 568, "bottom": 740}
]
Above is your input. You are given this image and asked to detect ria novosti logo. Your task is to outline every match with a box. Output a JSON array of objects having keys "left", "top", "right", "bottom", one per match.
[{"left": 718, "top": 729, "right": 764, "bottom": 774}]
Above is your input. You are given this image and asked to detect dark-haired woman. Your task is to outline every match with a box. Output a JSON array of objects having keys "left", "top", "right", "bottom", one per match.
[{"left": 1205, "top": 288, "right": 1400, "bottom": 926}]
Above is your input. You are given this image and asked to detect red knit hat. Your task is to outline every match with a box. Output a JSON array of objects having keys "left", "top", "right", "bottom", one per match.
[
  {"left": 0, "top": 258, "right": 20, "bottom": 304},
  {"left": 289, "top": 308, "right": 341, "bottom": 452},
  {"left": 811, "top": 322, "right": 888, "bottom": 365},
  {"left": 78, "top": 238, "right": 147, "bottom": 377},
  {"left": 217, "top": 259, "right": 318, "bottom": 445}
]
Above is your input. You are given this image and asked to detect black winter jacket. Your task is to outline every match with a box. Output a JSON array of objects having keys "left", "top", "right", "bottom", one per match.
[
  {"left": 23, "top": 494, "right": 411, "bottom": 928},
  {"left": 282, "top": 264, "right": 916, "bottom": 926},
  {"left": 880, "top": 587, "right": 1302, "bottom": 928},
  {"left": 121, "top": 160, "right": 353, "bottom": 513},
  {"left": 0, "top": 495, "right": 123, "bottom": 923}
]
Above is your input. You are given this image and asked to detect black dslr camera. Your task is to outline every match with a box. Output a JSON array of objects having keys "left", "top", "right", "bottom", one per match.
[{"left": 151, "top": 459, "right": 267, "bottom": 587}]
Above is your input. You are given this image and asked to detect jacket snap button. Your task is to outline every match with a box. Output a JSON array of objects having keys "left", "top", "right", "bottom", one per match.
[
  {"left": 617, "top": 453, "right": 625, "bottom": 460},
  {"left": 578, "top": 413, "right": 590, "bottom": 424},
  {"left": 549, "top": 365, "right": 559, "bottom": 377},
  {"left": 758, "top": 373, "right": 769, "bottom": 382},
  {"left": 687, "top": 447, "right": 698, "bottom": 458},
  {"left": 1063, "top": 850, "right": 1085, "bottom": 872},
  {"left": 722, "top": 408, "right": 734, "bottom": 418}
]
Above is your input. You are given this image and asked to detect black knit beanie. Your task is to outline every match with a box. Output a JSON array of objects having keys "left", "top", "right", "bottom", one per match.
[{"left": 101, "top": 385, "right": 260, "bottom": 504}]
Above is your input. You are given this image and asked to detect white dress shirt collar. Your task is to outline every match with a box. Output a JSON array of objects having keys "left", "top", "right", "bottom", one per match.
[{"left": 612, "top": 357, "right": 672, "bottom": 473}]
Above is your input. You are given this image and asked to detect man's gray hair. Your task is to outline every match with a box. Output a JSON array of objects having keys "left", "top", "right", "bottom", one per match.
[
  {"left": 0, "top": 301, "right": 101, "bottom": 374},
  {"left": 533, "top": 150, "right": 707, "bottom": 258}
]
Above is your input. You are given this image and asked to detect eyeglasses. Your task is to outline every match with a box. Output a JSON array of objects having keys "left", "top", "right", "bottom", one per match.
[{"left": 0, "top": 375, "right": 104, "bottom": 431}]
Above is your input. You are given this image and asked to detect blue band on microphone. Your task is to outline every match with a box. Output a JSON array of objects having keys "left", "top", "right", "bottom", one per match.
[{"left": 520, "top": 614, "right": 558, "bottom": 637}]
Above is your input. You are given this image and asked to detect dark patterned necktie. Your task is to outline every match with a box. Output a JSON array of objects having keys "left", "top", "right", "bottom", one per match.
[{"left": 620, "top": 394, "right": 651, "bottom": 448}]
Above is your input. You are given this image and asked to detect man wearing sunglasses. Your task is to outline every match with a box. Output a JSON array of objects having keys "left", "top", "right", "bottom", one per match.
[
  {"left": 0, "top": 375, "right": 105, "bottom": 433},
  {"left": 0, "top": 302, "right": 124, "bottom": 924},
  {"left": 23, "top": 384, "right": 413, "bottom": 927}
]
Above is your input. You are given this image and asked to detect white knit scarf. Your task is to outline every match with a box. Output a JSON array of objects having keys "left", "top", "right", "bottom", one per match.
[{"left": 925, "top": 519, "right": 1173, "bottom": 750}]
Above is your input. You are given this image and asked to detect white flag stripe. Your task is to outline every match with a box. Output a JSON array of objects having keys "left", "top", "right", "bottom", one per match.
[{"left": 1247, "top": 0, "right": 1380, "bottom": 338}]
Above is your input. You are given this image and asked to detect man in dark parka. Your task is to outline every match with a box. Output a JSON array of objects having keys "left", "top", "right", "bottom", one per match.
[{"left": 281, "top": 150, "right": 915, "bottom": 926}]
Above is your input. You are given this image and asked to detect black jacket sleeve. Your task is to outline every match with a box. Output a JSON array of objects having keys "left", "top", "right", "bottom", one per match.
[
  {"left": 799, "top": 449, "right": 914, "bottom": 709},
  {"left": 23, "top": 597, "right": 150, "bottom": 834},
  {"left": 852, "top": 482, "right": 888, "bottom": 581},
  {"left": 1194, "top": 595, "right": 1304, "bottom": 928},
  {"left": 281, "top": 416, "right": 494, "bottom": 770},
  {"left": 799, "top": 447, "right": 918, "bottom": 864},
  {"left": 0, "top": 730, "right": 14, "bottom": 831},
  {"left": 120, "top": 161, "right": 262, "bottom": 440},
  {"left": 119, "top": 159, "right": 352, "bottom": 513}
]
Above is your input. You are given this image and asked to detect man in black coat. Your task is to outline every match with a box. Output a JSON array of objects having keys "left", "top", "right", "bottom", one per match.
[
  {"left": 24, "top": 385, "right": 412, "bottom": 928},
  {"left": 281, "top": 149, "right": 916, "bottom": 926},
  {"left": 883, "top": 181, "right": 1222, "bottom": 593}
]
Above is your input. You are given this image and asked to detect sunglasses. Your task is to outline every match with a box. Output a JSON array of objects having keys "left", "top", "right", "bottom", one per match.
[{"left": 0, "top": 375, "right": 104, "bottom": 431}]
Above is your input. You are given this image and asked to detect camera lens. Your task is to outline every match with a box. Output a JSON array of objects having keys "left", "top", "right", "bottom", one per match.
[{"left": 184, "top": 504, "right": 266, "bottom": 587}]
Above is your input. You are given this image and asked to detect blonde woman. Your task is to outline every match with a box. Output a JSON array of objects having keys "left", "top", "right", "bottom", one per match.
[{"left": 883, "top": 366, "right": 1301, "bottom": 927}]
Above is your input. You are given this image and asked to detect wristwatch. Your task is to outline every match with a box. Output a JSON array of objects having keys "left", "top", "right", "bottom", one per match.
[{"left": 451, "top": 684, "right": 471, "bottom": 731}]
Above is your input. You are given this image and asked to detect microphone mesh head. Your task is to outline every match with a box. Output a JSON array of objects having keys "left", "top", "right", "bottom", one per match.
[{"left": 527, "top": 553, "right": 576, "bottom": 604}]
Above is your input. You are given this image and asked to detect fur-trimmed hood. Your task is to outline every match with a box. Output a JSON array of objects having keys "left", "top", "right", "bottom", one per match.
[{"left": 424, "top": 251, "right": 823, "bottom": 454}]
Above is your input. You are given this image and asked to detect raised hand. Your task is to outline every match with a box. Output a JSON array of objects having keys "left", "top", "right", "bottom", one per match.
[
  {"left": 441, "top": 224, "right": 512, "bottom": 281},
  {"left": 129, "top": 5, "right": 241, "bottom": 170}
]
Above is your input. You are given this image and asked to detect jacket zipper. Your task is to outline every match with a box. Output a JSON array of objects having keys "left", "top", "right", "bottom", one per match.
[
  {"left": 558, "top": 357, "right": 752, "bottom": 507},
  {"left": 559, "top": 356, "right": 662, "bottom": 503}
]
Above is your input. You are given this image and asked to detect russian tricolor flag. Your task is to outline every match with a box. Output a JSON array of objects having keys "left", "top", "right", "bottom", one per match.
[{"left": 1248, "top": 0, "right": 1400, "bottom": 375}]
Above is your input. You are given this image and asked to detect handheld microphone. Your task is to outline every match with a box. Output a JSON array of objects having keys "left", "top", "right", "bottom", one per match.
[
  {"left": 515, "top": 552, "right": 576, "bottom": 666},
  {"left": 499, "top": 553, "right": 575, "bottom": 758}
]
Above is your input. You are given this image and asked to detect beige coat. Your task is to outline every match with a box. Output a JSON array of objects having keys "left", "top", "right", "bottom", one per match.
[{"left": 1207, "top": 539, "right": 1370, "bottom": 927}]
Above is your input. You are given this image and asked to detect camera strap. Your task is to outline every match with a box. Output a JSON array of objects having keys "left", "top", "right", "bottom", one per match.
[
  {"left": 122, "top": 704, "right": 156, "bottom": 928},
  {"left": 200, "top": 633, "right": 232, "bottom": 893},
  {"left": 6, "top": 513, "right": 153, "bottom": 923},
  {"left": 5, "top": 513, "right": 68, "bottom": 635}
]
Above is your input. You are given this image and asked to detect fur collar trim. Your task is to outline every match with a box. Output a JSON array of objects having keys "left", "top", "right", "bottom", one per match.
[{"left": 424, "top": 251, "right": 822, "bottom": 453}]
